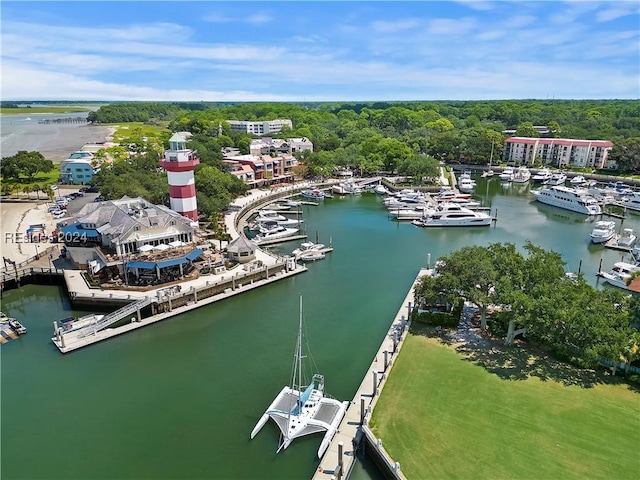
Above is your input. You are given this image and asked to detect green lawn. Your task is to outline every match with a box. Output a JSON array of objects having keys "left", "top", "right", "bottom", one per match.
[
  {"left": 370, "top": 333, "right": 639, "bottom": 480},
  {"left": 108, "top": 122, "right": 170, "bottom": 142}
]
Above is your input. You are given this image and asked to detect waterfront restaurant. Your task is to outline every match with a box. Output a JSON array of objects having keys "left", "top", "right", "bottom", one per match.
[{"left": 60, "top": 196, "right": 200, "bottom": 282}]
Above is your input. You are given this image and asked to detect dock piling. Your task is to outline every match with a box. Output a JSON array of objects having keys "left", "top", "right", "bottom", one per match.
[
  {"left": 384, "top": 350, "right": 389, "bottom": 371},
  {"left": 372, "top": 371, "right": 378, "bottom": 396},
  {"left": 338, "top": 442, "right": 344, "bottom": 479},
  {"left": 360, "top": 397, "right": 366, "bottom": 425}
]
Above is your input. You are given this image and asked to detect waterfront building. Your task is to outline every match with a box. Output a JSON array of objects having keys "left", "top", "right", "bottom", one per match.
[
  {"left": 249, "top": 137, "right": 313, "bottom": 156},
  {"left": 60, "top": 196, "right": 197, "bottom": 274},
  {"left": 160, "top": 132, "right": 200, "bottom": 222},
  {"left": 226, "top": 236, "right": 258, "bottom": 264},
  {"left": 502, "top": 137, "right": 614, "bottom": 169},
  {"left": 60, "top": 151, "right": 96, "bottom": 184},
  {"left": 227, "top": 119, "right": 293, "bottom": 136}
]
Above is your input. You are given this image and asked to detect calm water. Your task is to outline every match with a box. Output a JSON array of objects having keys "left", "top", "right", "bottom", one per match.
[{"left": 2, "top": 177, "right": 638, "bottom": 480}]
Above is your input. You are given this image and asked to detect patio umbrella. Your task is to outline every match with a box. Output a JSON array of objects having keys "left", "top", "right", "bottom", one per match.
[
  {"left": 139, "top": 244, "right": 154, "bottom": 252},
  {"left": 169, "top": 240, "right": 186, "bottom": 248},
  {"left": 154, "top": 243, "right": 171, "bottom": 251}
]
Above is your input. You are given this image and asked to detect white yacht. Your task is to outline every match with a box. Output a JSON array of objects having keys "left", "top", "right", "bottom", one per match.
[
  {"left": 599, "top": 261, "right": 640, "bottom": 290},
  {"left": 546, "top": 172, "right": 568, "bottom": 186},
  {"left": 618, "top": 191, "right": 640, "bottom": 212},
  {"left": 301, "top": 189, "right": 325, "bottom": 200},
  {"left": 457, "top": 172, "right": 476, "bottom": 193},
  {"left": 589, "top": 221, "right": 616, "bottom": 244},
  {"left": 291, "top": 242, "right": 325, "bottom": 257},
  {"left": 532, "top": 168, "right": 553, "bottom": 184},
  {"left": 616, "top": 228, "right": 637, "bottom": 248},
  {"left": 411, "top": 203, "right": 492, "bottom": 227},
  {"left": 250, "top": 218, "right": 304, "bottom": 232},
  {"left": 332, "top": 181, "right": 362, "bottom": 195},
  {"left": 253, "top": 226, "right": 299, "bottom": 244},
  {"left": 531, "top": 185, "right": 602, "bottom": 215},
  {"left": 512, "top": 166, "right": 531, "bottom": 183},
  {"left": 250, "top": 297, "right": 348, "bottom": 458},
  {"left": 569, "top": 175, "right": 588, "bottom": 186},
  {"left": 298, "top": 251, "right": 326, "bottom": 262},
  {"left": 254, "top": 210, "right": 288, "bottom": 222},
  {"left": 389, "top": 205, "right": 435, "bottom": 220},
  {"left": 57, "top": 314, "right": 105, "bottom": 334},
  {"left": 499, "top": 167, "right": 514, "bottom": 182},
  {"left": 373, "top": 184, "right": 390, "bottom": 195}
]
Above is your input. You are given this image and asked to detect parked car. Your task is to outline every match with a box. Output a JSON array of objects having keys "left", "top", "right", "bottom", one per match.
[
  {"left": 52, "top": 211, "right": 66, "bottom": 219},
  {"left": 86, "top": 186, "right": 100, "bottom": 193}
]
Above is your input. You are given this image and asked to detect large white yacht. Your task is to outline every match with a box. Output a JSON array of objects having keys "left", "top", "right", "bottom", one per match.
[
  {"left": 252, "top": 225, "right": 299, "bottom": 243},
  {"left": 531, "top": 185, "right": 602, "bottom": 215},
  {"left": 457, "top": 171, "right": 476, "bottom": 193},
  {"left": 499, "top": 167, "right": 514, "bottom": 182},
  {"left": 589, "top": 220, "right": 616, "bottom": 244},
  {"left": 411, "top": 203, "right": 492, "bottom": 227}
]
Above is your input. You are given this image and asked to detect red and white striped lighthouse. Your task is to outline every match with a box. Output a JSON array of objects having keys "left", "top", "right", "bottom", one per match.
[{"left": 160, "top": 132, "right": 200, "bottom": 222}]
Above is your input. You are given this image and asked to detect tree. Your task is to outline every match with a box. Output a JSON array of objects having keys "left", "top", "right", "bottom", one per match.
[
  {"left": 608, "top": 137, "right": 640, "bottom": 172},
  {"left": 514, "top": 122, "right": 539, "bottom": 138}
]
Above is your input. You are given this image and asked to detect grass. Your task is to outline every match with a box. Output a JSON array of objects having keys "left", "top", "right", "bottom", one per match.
[
  {"left": 370, "top": 331, "right": 639, "bottom": 480},
  {"left": 106, "top": 122, "right": 170, "bottom": 142}
]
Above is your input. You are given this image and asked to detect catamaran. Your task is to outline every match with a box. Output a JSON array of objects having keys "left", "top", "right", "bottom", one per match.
[{"left": 250, "top": 296, "right": 348, "bottom": 458}]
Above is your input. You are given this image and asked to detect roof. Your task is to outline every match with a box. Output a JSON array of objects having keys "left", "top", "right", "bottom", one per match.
[
  {"left": 156, "top": 257, "right": 187, "bottom": 268},
  {"left": 227, "top": 236, "right": 257, "bottom": 253},
  {"left": 60, "top": 222, "right": 100, "bottom": 238},
  {"left": 186, "top": 248, "right": 203, "bottom": 261}
]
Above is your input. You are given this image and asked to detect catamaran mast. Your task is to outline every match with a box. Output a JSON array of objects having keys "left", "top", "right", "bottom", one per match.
[{"left": 297, "top": 295, "right": 303, "bottom": 410}]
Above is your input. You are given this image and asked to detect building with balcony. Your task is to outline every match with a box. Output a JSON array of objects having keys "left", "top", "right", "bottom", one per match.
[
  {"left": 227, "top": 119, "right": 293, "bottom": 136},
  {"left": 502, "top": 137, "right": 614, "bottom": 169},
  {"left": 249, "top": 137, "right": 313, "bottom": 156},
  {"left": 60, "top": 151, "right": 96, "bottom": 184},
  {"left": 222, "top": 153, "right": 299, "bottom": 186}
]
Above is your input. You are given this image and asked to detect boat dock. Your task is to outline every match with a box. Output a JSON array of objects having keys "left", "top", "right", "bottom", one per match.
[
  {"left": 55, "top": 259, "right": 307, "bottom": 353},
  {"left": 254, "top": 234, "right": 307, "bottom": 247},
  {"left": 311, "top": 268, "right": 429, "bottom": 480},
  {"left": 0, "top": 321, "right": 20, "bottom": 343}
]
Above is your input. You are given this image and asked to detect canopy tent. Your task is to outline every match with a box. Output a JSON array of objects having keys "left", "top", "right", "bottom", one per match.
[
  {"left": 169, "top": 240, "right": 187, "bottom": 248},
  {"left": 138, "top": 244, "right": 154, "bottom": 252},
  {"left": 154, "top": 243, "right": 171, "bottom": 251}
]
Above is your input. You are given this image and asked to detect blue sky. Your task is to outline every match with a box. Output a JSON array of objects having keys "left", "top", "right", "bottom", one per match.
[{"left": 1, "top": 1, "right": 639, "bottom": 101}]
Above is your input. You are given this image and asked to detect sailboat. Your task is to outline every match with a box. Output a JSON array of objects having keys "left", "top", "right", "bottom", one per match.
[
  {"left": 250, "top": 296, "right": 348, "bottom": 458},
  {"left": 481, "top": 140, "right": 495, "bottom": 178}
]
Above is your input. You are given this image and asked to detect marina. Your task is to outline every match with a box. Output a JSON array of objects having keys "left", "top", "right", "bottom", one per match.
[{"left": 4, "top": 175, "right": 640, "bottom": 480}]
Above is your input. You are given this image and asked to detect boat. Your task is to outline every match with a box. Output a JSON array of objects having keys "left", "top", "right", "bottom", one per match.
[
  {"left": 4, "top": 316, "right": 27, "bottom": 334},
  {"left": 546, "top": 172, "right": 567, "bottom": 186},
  {"left": 530, "top": 185, "right": 602, "bottom": 215},
  {"left": 291, "top": 242, "right": 325, "bottom": 257},
  {"left": 373, "top": 184, "right": 390, "bottom": 195},
  {"left": 250, "top": 297, "right": 348, "bottom": 458},
  {"left": 512, "top": 166, "right": 531, "bottom": 183},
  {"left": 618, "top": 191, "right": 640, "bottom": 212},
  {"left": 616, "top": 228, "right": 637, "bottom": 248},
  {"left": 569, "top": 175, "right": 588, "bottom": 186},
  {"left": 499, "top": 167, "right": 514, "bottom": 182},
  {"left": 532, "top": 168, "right": 553, "bottom": 184},
  {"left": 332, "top": 181, "right": 362, "bottom": 195},
  {"left": 589, "top": 220, "right": 616, "bottom": 244},
  {"left": 411, "top": 203, "right": 493, "bottom": 227},
  {"left": 298, "top": 251, "right": 326, "bottom": 262},
  {"left": 250, "top": 218, "right": 304, "bottom": 232},
  {"left": 389, "top": 206, "right": 435, "bottom": 220},
  {"left": 599, "top": 261, "right": 640, "bottom": 290},
  {"left": 457, "top": 172, "right": 476, "bottom": 193},
  {"left": 301, "top": 189, "right": 325, "bottom": 200},
  {"left": 253, "top": 226, "right": 300, "bottom": 243},
  {"left": 254, "top": 210, "right": 288, "bottom": 223},
  {"left": 433, "top": 186, "right": 471, "bottom": 202},
  {"left": 481, "top": 141, "right": 495, "bottom": 178}
]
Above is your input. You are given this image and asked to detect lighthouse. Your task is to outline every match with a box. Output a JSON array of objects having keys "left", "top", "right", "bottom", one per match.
[{"left": 160, "top": 133, "right": 200, "bottom": 223}]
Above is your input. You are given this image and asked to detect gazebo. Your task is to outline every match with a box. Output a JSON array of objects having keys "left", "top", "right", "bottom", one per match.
[{"left": 227, "top": 236, "right": 258, "bottom": 264}]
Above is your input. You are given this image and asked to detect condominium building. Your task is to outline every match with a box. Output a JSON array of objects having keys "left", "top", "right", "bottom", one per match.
[
  {"left": 503, "top": 137, "right": 614, "bottom": 169},
  {"left": 227, "top": 119, "right": 293, "bottom": 136},
  {"left": 249, "top": 137, "right": 313, "bottom": 156},
  {"left": 223, "top": 153, "right": 299, "bottom": 186}
]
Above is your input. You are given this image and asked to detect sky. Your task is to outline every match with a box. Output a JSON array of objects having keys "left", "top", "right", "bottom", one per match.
[{"left": 1, "top": 1, "right": 639, "bottom": 102}]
